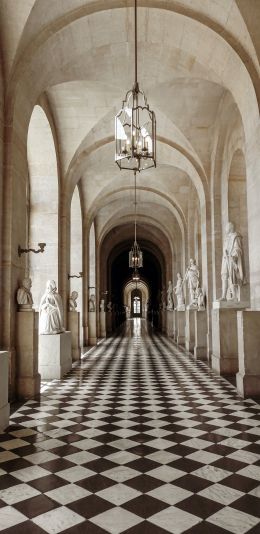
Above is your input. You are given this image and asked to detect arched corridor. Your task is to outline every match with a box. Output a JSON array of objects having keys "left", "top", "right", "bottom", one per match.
[
  {"left": 0, "top": 320, "right": 259, "bottom": 533},
  {"left": 0, "top": 0, "right": 260, "bottom": 531}
]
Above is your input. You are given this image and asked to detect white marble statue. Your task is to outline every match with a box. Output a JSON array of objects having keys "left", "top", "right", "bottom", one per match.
[
  {"left": 219, "top": 221, "right": 245, "bottom": 302},
  {"left": 68, "top": 291, "right": 78, "bottom": 311},
  {"left": 100, "top": 299, "right": 105, "bottom": 312},
  {"left": 174, "top": 273, "right": 185, "bottom": 311},
  {"left": 39, "top": 280, "right": 65, "bottom": 335},
  {"left": 17, "top": 277, "right": 33, "bottom": 308},
  {"left": 184, "top": 258, "right": 200, "bottom": 307},
  {"left": 196, "top": 287, "right": 205, "bottom": 310},
  {"left": 160, "top": 289, "right": 166, "bottom": 310},
  {"left": 107, "top": 301, "right": 112, "bottom": 312},
  {"left": 89, "top": 294, "right": 96, "bottom": 312},
  {"left": 167, "top": 281, "right": 174, "bottom": 310}
]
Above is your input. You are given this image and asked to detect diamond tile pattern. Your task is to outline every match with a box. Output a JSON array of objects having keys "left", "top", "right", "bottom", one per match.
[{"left": 0, "top": 320, "right": 259, "bottom": 533}]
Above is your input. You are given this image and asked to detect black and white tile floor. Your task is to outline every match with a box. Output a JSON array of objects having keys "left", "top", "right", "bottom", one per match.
[{"left": 0, "top": 319, "right": 260, "bottom": 534}]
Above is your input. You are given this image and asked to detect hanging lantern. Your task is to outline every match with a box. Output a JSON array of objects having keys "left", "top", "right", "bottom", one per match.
[
  {"left": 115, "top": 0, "right": 156, "bottom": 173},
  {"left": 129, "top": 241, "right": 143, "bottom": 269}
]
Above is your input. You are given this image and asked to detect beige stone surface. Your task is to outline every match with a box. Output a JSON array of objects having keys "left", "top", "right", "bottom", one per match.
[
  {"left": 177, "top": 311, "right": 186, "bottom": 347},
  {"left": 38, "top": 332, "right": 72, "bottom": 379},
  {"left": 68, "top": 311, "right": 81, "bottom": 362},
  {"left": 185, "top": 309, "right": 196, "bottom": 353},
  {"left": 194, "top": 310, "right": 208, "bottom": 360},
  {"left": 16, "top": 310, "right": 40, "bottom": 398},
  {"left": 211, "top": 308, "right": 239, "bottom": 375},
  {"left": 0, "top": 352, "right": 10, "bottom": 432},
  {"left": 237, "top": 311, "right": 260, "bottom": 397}
]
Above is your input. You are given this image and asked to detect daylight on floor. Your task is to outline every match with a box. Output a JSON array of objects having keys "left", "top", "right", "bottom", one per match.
[{"left": 0, "top": 1, "right": 260, "bottom": 533}]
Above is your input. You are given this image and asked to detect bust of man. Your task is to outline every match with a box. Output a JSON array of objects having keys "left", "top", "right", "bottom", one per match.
[
  {"left": 17, "top": 277, "right": 33, "bottom": 309},
  {"left": 68, "top": 291, "right": 78, "bottom": 311}
]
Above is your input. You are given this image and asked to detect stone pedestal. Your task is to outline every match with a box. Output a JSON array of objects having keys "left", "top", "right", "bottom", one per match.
[
  {"left": 236, "top": 311, "right": 260, "bottom": 398},
  {"left": 68, "top": 311, "right": 81, "bottom": 361},
  {"left": 99, "top": 311, "right": 106, "bottom": 338},
  {"left": 173, "top": 310, "right": 178, "bottom": 341},
  {"left": 0, "top": 352, "right": 10, "bottom": 431},
  {"left": 16, "top": 310, "right": 41, "bottom": 398},
  {"left": 39, "top": 332, "right": 72, "bottom": 379},
  {"left": 161, "top": 310, "right": 166, "bottom": 333},
  {"left": 177, "top": 310, "right": 186, "bottom": 346},
  {"left": 185, "top": 309, "right": 195, "bottom": 352},
  {"left": 88, "top": 312, "right": 97, "bottom": 345},
  {"left": 106, "top": 312, "right": 112, "bottom": 335},
  {"left": 194, "top": 310, "right": 207, "bottom": 360},
  {"left": 211, "top": 301, "right": 245, "bottom": 375},
  {"left": 166, "top": 309, "right": 174, "bottom": 337}
]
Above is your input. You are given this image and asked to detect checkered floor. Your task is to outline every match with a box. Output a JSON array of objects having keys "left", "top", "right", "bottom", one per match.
[{"left": 0, "top": 319, "right": 260, "bottom": 534}]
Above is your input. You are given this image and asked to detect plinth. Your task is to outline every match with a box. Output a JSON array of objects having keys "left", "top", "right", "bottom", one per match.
[
  {"left": 177, "top": 310, "right": 185, "bottom": 346},
  {"left": 194, "top": 310, "right": 207, "bottom": 360},
  {"left": 236, "top": 310, "right": 260, "bottom": 398},
  {"left": 68, "top": 311, "right": 81, "bottom": 361},
  {"left": 16, "top": 309, "right": 40, "bottom": 398},
  {"left": 211, "top": 301, "right": 246, "bottom": 375},
  {"left": 39, "top": 332, "right": 72, "bottom": 379},
  {"left": 166, "top": 309, "right": 174, "bottom": 337},
  {"left": 0, "top": 352, "right": 10, "bottom": 431},
  {"left": 99, "top": 311, "right": 106, "bottom": 338},
  {"left": 185, "top": 309, "right": 195, "bottom": 352}
]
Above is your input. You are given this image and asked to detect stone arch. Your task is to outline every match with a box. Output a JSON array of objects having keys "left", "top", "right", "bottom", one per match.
[
  {"left": 70, "top": 184, "right": 83, "bottom": 344},
  {"left": 228, "top": 148, "right": 250, "bottom": 303},
  {"left": 27, "top": 104, "right": 59, "bottom": 308}
]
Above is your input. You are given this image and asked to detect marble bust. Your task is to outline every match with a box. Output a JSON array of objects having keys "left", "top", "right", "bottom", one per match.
[
  {"left": 100, "top": 299, "right": 105, "bottom": 312},
  {"left": 89, "top": 294, "right": 96, "bottom": 312},
  {"left": 68, "top": 291, "right": 78, "bottom": 311},
  {"left": 17, "top": 277, "right": 33, "bottom": 309},
  {"left": 167, "top": 281, "right": 174, "bottom": 310},
  {"left": 107, "top": 301, "right": 112, "bottom": 312},
  {"left": 39, "top": 280, "right": 65, "bottom": 335},
  {"left": 174, "top": 273, "right": 185, "bottom": 311},
  {"left": 219, "top": 221, "right": 245, "bottom": 302}
]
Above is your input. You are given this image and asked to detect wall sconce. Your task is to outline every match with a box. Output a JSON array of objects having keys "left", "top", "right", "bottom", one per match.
[
  {"left": 68, "top": 272, "right": 83, "bottom": 280},
  {"left": 18, "top": 242, "right": 46, "bottom": 257}
]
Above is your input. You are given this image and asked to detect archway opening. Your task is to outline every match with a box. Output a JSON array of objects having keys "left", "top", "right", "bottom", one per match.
[
  {"left": 228, "top": 148, "right": 250, "bottom": 304},
  {"left": 132, "top": 289, "right": 142, "bottom": 318}
]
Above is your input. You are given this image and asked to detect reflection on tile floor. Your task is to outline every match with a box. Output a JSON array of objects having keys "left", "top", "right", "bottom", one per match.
[{"left": 0, "top": 319, "right": 260, "bottom": 533}]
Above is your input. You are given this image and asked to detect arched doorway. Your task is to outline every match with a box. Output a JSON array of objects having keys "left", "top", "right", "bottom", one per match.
[{"left": 131, "top": 289, "right": 142, "bottom": 318}]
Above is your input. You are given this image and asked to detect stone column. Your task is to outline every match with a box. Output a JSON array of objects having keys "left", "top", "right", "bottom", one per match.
[
  {"left": 0, "top": 352, "right": 10, "bottom": 432},
  {"left": 99, "top": 310, "right": 106, "bottom": 338},
  {"left": 211, "top": 301, "right": 245, "bottom": 375},
  {"left": 194, "top": 310, "right": 207, "bottom": 360},
  {"left": 68, "top": 311, "right": 81, "bottom": 361},
  {"left": 166, "top": 309, "right": 174, "bottom": 337},
  {"left": 88, "top": 312, "right": 97, "bottom": 345},
  {"left": 185, "top": 309, "right": 195, "bottom": 352},
  {"left": 236, "top": 311, "right": 260, "bottom": 398},
  {"left": 177, "top": 310, "right": 185, "bottom": 346},
  {"left": 16, "top": 309, "right": 41, "bottom": 398}
]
